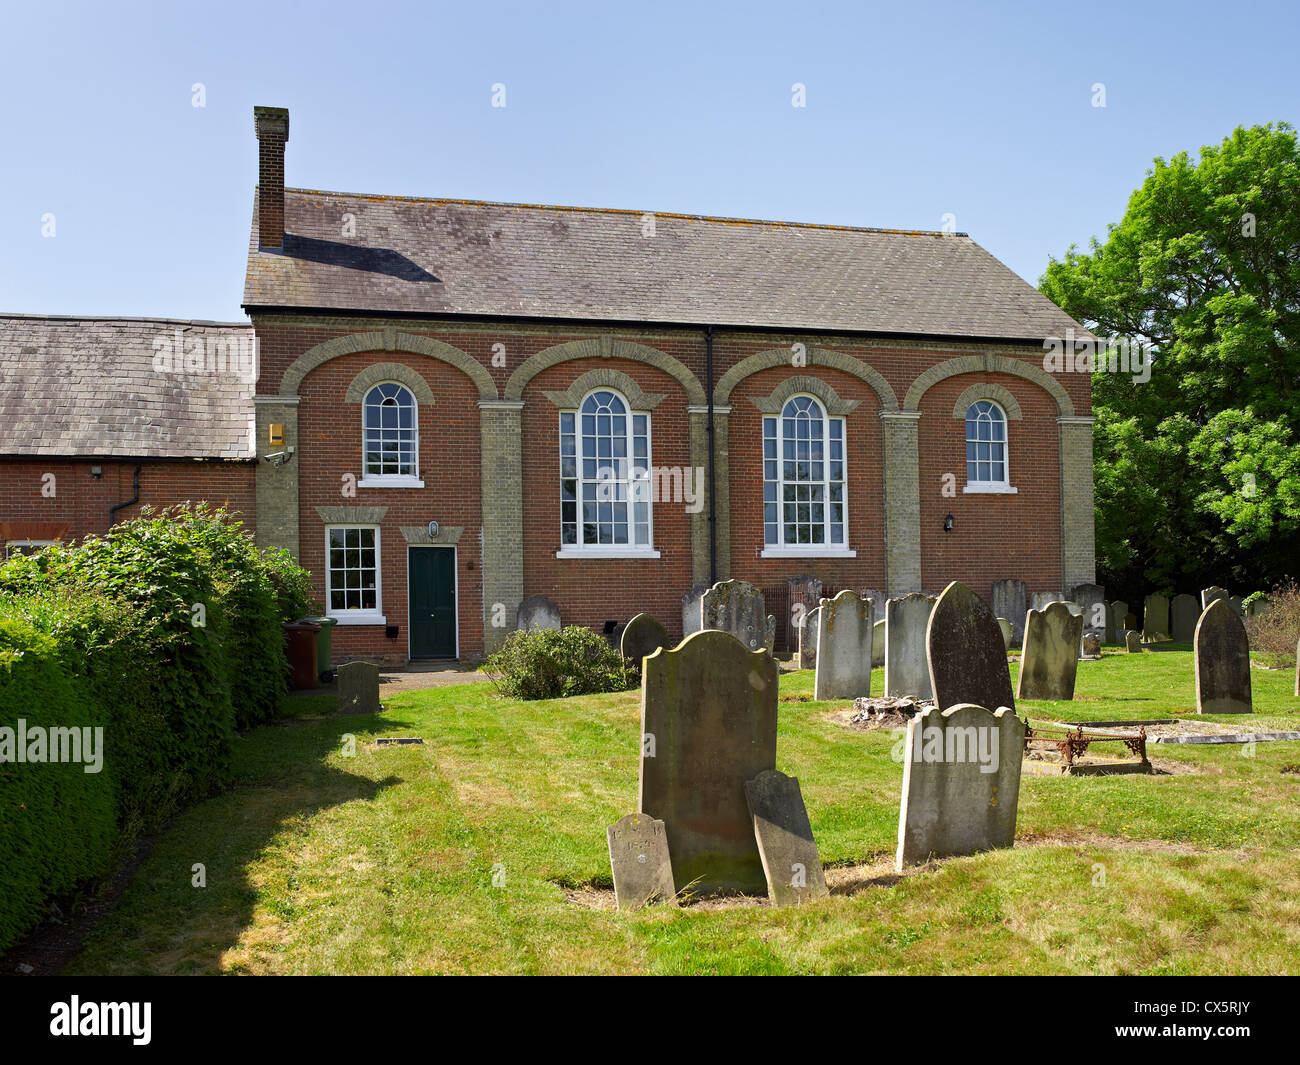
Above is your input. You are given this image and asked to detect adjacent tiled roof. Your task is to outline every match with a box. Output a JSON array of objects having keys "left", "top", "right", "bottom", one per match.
[
  {"left": 244, "top": 188, "right": 1088, "bottom": 341},
  {"left": 0, "top": 316, "right": 255, "bottom": 459}
]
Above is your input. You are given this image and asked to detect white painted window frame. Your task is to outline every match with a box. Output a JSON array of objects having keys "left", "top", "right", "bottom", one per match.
[{"left": 324, "top": 524, "right": 387, "bottom": 625}]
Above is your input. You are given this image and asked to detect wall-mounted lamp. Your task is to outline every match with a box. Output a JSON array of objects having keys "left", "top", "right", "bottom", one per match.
[
  {"left": 943, "top": 513, "right": 954, "bottom": 533},
  {"left": 89, "top": 465, "right": 102, "bottom": 479}
]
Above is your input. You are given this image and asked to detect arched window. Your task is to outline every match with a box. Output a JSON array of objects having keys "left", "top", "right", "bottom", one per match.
[
  {"left": 363, "top": 383, "right": 418, "bottom": 479},
  {"left": 763, "top": 396, "right": 846, "bottom": 548},
  {"left": 965, "top": 400, "right": 1008, "bottom": 486},
  {"left": 559, "top": 389, "right": 653, "bottom": 551}
]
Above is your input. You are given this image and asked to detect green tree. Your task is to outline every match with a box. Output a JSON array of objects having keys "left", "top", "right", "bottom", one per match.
[{"left": 1040, "top": 123, "right": 1300, "bottom": 598}]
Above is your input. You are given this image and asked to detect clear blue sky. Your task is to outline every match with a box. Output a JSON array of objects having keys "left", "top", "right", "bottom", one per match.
[{"left": 3, "top": 0, "right": 1296, "bottom": 321}]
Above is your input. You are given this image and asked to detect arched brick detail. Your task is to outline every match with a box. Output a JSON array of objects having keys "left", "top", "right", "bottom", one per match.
[
  {"left": 748, "top": 375, "right": 860, "bottom": 416},
  {"left": 541, "top": 367, "right": 666, "bottom": 409},
  {"left": 505, "top": 337, "right": 706, "bottom": 406},
  {"left": 950, "top": 382, "right": 1023, "bottom": 420},
  {"left": 714, "top": 347, "right": 898, "bottom": 410},
  {"left": 904, "top": 354, "right": 1072, "bottom": 415},
  {"left": 280, "top": 330, "right": 497, "bottom": 399},
  {"left": 343, "top": 362, "right": 438, "bottom": 405}
]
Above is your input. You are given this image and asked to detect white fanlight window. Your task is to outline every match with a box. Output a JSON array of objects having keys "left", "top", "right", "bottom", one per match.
[
  {"left": 964, "top": 400, "right": 1012, "bottom": 490},
  {"left": 361, "top": 382, "right": 421, "bottom": 485},
  {"left": 761, "top": 395, "right": 850, "bottom": 554},
  {"left": 558, "top": 389, "right": 657, "bottom": 556}
]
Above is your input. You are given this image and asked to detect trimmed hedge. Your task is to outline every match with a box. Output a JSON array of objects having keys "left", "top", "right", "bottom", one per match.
[
  {"left": 484, "top": 625, "right": 632, "bottom": 700},
  {"left": 0, "top": 505, "right": 314, "bottom": 954}
]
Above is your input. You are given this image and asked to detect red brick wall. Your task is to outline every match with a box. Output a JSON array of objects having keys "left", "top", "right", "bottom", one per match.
[
  {"left": 294, "top": 350, "right": 484, "bottom": 664},
  {"left": 0, "top": 459, "right": 255, "bottom": 549}
]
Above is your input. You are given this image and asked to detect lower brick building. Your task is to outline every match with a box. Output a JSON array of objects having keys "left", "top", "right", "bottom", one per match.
[{"left": 0, "top": 106, "right": 1097, "bottom": 664}]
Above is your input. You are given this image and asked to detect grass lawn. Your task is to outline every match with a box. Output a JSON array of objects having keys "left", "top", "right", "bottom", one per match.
[{"left": 66, "top": 650, "right": 1300, "bottom": 975}]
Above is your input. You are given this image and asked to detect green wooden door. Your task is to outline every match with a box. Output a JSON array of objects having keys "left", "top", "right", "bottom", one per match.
[{"left": 409, "top": 547, "right": 456, "bottom": 658}]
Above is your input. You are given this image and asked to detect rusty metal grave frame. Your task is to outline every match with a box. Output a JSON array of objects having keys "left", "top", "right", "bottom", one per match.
[{"left": 1021, "top": 719, "right": 1149, "bottom": 768}]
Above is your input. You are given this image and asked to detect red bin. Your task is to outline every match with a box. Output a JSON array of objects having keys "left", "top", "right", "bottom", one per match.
[{"left": 283, "top": 619, "right": 322, "bottom": 690}]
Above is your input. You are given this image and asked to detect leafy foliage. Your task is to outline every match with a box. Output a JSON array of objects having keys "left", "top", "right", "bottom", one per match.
[
  {"left": 1243, "top": 579, "right": 1300, "bottom": 667},
  {"left": 1040, "top": 123, "right": 1300, "bottom": 597},
  {"left": 484, "top": 626, "right": 632, "bottom": 700}
]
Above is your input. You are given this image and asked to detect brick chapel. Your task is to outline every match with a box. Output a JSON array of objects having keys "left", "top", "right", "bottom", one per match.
[{"left": 0, "top": 106, "right": 1096, "bottom": 663}]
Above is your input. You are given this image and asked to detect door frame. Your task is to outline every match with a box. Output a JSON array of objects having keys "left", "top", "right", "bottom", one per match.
[{"left": 406, "top": 544, "right": 459, "bottom": 661}]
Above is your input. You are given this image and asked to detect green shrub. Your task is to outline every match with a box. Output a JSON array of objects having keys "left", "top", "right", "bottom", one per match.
[
  {"left": 0, "top": 606, "right": 116, "bottom": 954},
  {"left": 484, "top": 625, "right": 631, "bottom": 700}
]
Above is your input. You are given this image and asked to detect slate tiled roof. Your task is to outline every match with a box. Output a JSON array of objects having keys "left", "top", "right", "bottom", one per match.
[
  {"left": 0, "top": 315, "right": 255, "bottom": 459},
  {"left": 244, "top": 188, "right": 1087, "bottom": 341}
]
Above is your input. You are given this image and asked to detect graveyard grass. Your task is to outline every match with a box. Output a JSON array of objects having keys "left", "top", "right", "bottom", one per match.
[{"left": 66, "top": 651, "right": 1300, "bottom": 975}]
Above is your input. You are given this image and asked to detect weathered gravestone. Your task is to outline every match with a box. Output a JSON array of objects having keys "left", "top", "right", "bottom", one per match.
[
  {"left": 991, "top": 579, "right": 1027, "bottom": 647},
  {"left": 1017, "top": 601, "right": 1084, "bottom": 701},
  {"left": 895, "top": 704, "right": 1025, "bottom": 870},
  {"left": 884, "top": 593, "right": 937, "bottom": 699},
  {"left": 787, "top": 575, "right": 823, "bottom": 653},
  {"left": 743, "top": 770, "right": 828, "bottom": 907},
  {"left": 862, "top": 590, "right": 888, "bottom": 624},
  {"left": 680, "top": 582, "right": 710, "bottom": 638},
  {"left": 1201, "top": 586, "right": 1229, "bottom": 611},
  {"left": 1194, "top": 599, "right": 1252, "bottom": 714},
  {"left": 1080, "top": 632, "right": 1102, "bottom": 659},
  {"left": 1123, "top": 612, "right": 1137, "bottom": 631},
  {"left": 1171, "top": 594, "right": 1199, "bottom": 642},
  {"left": 872, "top": 619, "right": 886, "bottom": 667},
  {"left": 1070, "top": 583, "right": 1106, "bottom": 637},
  {"left": 1125, "top": 630, "right": 1142, "bottom": 653},
  {"left": 1029, "top": 591, "right": 1063, "bottom": 614},
  {"left": 997, "top": 618, "right": 1013, "bottom": 649},
  {"left": 765, "top": 615, "right": 776, "bottom": 654},
  {"left": 338, "top": 661, "right": 381, "bottom": 715},
  {"left": 700, "top": 579, "right": 767, "bottom": 651},
  {"left": 516, "top": 595, "right": 561, "bottom": 631},
  {"left": 1246, "top": 597, "right": 1273, "bottom": 618},
  {"left": 798, "top": 606, "right": 820, "bottom": 669},
  {"left": 927, "top": 582, "right": 1016, "bottom": 713},
  {"left": 1105, "top": 601, "right": 1128, "bottom": 644},
  {"left": 814, "top": 590, "right": 874, "bottom": 700},
  {"left": 1143, "top": 593, "right": 1170, "bottom": 640},
  {"left": 606, "top": 813, "right": 677, "bottom": 910},
  {"left": 639, "top": 630, "right": 778, "bottom": 894},
  {"left": 1228, "top": 596, "right": 1244, "bottom": 617},
  {"left": 621, "top": 612, "right": 669, "bottom": 667}
]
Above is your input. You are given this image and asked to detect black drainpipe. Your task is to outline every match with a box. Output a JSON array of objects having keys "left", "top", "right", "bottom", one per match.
[
  {"left": 109, "top": 463, "right": 141, "bottom": 526},
  {"left": 705, "top": 325, "right": 717, "bottom": 584}
]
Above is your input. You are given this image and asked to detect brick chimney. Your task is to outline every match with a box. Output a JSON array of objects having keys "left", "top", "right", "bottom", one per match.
[{"left": 254, "top": 106, "right": 290, "bottom": 250}]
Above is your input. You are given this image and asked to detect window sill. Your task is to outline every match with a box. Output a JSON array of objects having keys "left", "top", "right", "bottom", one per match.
[
  {"left": 760, "top": 546, "right": 857, "bottom": 558},
  {"left": 963, "top": 484, "right": 1018, "bottom": 494},
  {"left": 328, "top": 614, "right": 388, "bottom": 626},
  {"left": 358, "top": 477, "right": 425, "bottom": 489},
  {"left": 555, "top": 548, "right": 662, "bottom": 560}
]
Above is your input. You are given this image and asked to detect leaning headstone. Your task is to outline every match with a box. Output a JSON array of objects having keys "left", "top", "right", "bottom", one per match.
[
  {"left": 895, "top": 704, "right": 1025, "bottom": 870},
  {"left": 1080, "top": 632, "right": 1102, "bottom": 659},
  {"left": 1105, "top": 600, "right": 1128, "bottom": 644},
  {"left": 680, "top": 583, "right": 710, "bottom": 638},
  {"left": 787, "top": 575, "right": 823, "bottom": 652},
  {"left": 1143, "top": 593, "right": 1170, "bottom": 640},
  {"left": 814, "top": 591, "right": 874, "bottom": 700},
  {"left": 640, "top": 630, "right": 778, "bottom": 895},
  {"left": 884, "top": 593, "right": 937, "bottom": 699},
  {"left": 991, "top": 579, "right": 1027, "bottom": 647},
  {"left": 1070, "top": 583, "right": 1105, "bottom": 636},
  {"left": 1171, "top": 594, "right": 1199, "bottom": 642},
  {"left": 927, "top": 582, "right": 1015, "bottom": 713},
  {"left": 338, "top": 661, "right": 381, "bottom": 715},
  {"left": 700, "top": 579, "right": 767, "bottom": 651},
  {"left": 516, "top": 595, "right": 561, "bottom": 631},
  {"left": 1017, "top": 601, "right": 1084, "bottom": 701},
  {"left": 1125, "top": 630, "right": 1142, "bottom": 653},
  {"left": 798, "top": 606, "right": 820, "bottom": 669},
  {"left": 621, "top": 613, "right": 669, "bottom": 666},
  {"left": 872, "top": 619, "right": 886, "bottom": 667},
  {"left": 743, "top": 770, "right": 828, "bottom": 907},
  {"left": 1201, "top": 586, "right": 1229, "bottom": 610},
  {"left": 997, "top": 618, "right": 1013, "bottom": 649},
  {"left": 607, "top": 813, "right": 678, "bottom": 910},
  {"left": 1194, "top": 599, "right": 1252, "bottom": 715}
]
